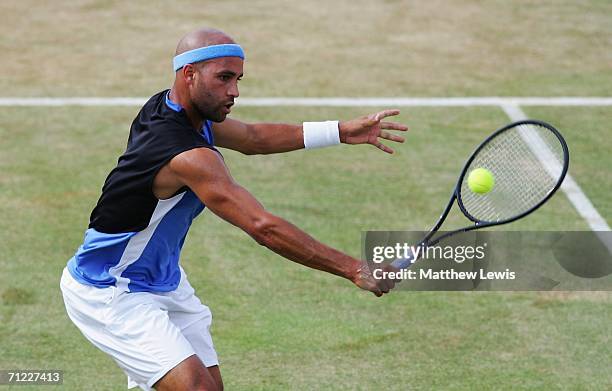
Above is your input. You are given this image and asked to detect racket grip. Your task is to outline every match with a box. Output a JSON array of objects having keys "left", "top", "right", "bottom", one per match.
[{"left": 390, "top": 248, "right": 415, "bottom": 270}]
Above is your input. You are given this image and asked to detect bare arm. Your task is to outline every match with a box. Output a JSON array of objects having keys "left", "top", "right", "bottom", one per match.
[
  {"left": 168, "top": 147, "right": 395, "bottom": 296},
  {"left": 212, "top": 117, "right": 303, "bottom": 155},
  {"left": 212, "top": 110, "right": 408, "bottom": 155}
]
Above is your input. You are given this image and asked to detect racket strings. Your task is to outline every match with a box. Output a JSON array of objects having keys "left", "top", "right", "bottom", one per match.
[{"left": 459, "top": 124, "right": 566, "bottom": 222}]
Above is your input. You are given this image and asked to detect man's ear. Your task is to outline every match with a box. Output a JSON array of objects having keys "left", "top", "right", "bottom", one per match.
[{"left": 182, "top": 64, "right": 196, "bottom": 83}]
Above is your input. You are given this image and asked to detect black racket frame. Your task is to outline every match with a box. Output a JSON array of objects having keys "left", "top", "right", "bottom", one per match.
[{"left": 419, "top": 119, "right": 569, "bottom": 248}]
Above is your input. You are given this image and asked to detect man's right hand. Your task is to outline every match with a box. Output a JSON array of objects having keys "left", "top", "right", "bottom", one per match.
[{"left": 352, "top": 263, "right": 399, "bottom": 297}]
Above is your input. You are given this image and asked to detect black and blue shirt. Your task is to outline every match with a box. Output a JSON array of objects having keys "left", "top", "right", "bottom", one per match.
[{"left": 68, "top": 90, "right": 216, "bottom": 293}]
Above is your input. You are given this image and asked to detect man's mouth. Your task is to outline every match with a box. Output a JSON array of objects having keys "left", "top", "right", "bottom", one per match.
[{"left": 223, "top": 102, "right": 234, "bottom": 114}]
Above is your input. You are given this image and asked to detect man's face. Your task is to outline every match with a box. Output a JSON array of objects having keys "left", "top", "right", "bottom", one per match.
[{"left": 189, "top": 57, "right": 244, "bottom": 122}]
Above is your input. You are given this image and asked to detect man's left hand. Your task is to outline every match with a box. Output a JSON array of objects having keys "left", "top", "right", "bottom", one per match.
[{"left": 339, "top": 109, "right": 408, "bottom": 154}]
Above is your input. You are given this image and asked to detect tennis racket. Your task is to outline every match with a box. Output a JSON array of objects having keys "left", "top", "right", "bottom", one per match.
[{"left": 391, "top": 119, "right": 569, "bottom": 269}]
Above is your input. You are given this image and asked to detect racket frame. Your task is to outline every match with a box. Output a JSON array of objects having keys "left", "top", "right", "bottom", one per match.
[
  {"left": 455, "top": 119, "right": 570, "bottom": 225},
  {"left": 391, "top": 119, "right": 569, "bottom": 268}
]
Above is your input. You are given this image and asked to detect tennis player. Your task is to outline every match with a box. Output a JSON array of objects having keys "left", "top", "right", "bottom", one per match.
[{"left": 60, "top": 28, "right": 406, "bottom": 391}]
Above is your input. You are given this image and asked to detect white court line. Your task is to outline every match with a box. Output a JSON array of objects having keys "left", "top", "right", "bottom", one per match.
[
  {"left": 1, "top": 96, "right": 612, "bottom": 107},
  {"left": 0, "top": 97, "right": 147, "bottom": 106},
  {"left": 502, "top": 105, "right": 612, "bottom": 245}
]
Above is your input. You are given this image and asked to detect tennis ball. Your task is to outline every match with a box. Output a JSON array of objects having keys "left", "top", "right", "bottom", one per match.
[{"left": 468, "top": 168, "right": 495, "bottom": 194}]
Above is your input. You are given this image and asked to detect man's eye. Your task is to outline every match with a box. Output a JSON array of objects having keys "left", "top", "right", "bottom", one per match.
[{"left": 219, "top": 75, "right": 231, "bottom": 81}]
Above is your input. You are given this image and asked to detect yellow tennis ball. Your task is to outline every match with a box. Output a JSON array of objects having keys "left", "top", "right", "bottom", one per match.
[{"left": 468, "top": 168, "right": 495, "bottom": 194}]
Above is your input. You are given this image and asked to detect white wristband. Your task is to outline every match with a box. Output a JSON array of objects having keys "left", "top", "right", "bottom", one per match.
[{"left": 302, "top": 120, "right": 340, "bottom": 149}]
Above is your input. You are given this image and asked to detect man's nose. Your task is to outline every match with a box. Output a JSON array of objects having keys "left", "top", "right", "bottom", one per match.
[{"left": 228, "top": 82, "right": 239, "bottom": 98}]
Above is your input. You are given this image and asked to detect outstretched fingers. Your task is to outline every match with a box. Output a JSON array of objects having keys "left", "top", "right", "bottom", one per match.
[
  {"left": 380, "top": 121, "right": 408, "bottom": 131},
  {"left": 380, "top": 131, "right": 405, "bottom": 143},
  {"left": 374, "top": 130, "right": 404, "bottom": 153},
  {"left": 373, "top": 109, "right": 401, "bottom": 122},
  {"left": 375, "top": 142, "right": 395, "bottom": 154}
]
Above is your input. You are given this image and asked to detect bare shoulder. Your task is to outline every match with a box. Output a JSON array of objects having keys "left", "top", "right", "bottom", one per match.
[
  {"left": 169, "top": 147, "right": 229, "bottom": 182},
  {"left": 165, "top": 147, "right": 240, "bottom": 207},
  {"left": 152, "top": 147, "right": 222, "bottom": 199}
]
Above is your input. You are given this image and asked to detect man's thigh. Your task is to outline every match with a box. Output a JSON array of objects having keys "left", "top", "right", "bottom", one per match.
[
  {"left": 153, "top": 356, "right": 222, "bottom": 391},
  {"left": 164, "top": 268, "right": 219, "bottom": 367}
]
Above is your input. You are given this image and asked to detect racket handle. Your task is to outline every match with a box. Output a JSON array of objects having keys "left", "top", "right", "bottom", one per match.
[{"left": 391, "top": 248, "right": 416, "bottom": 270}]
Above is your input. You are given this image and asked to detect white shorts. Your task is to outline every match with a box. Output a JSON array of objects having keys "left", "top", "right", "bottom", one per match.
[{"left": 60, "top": 267, "right": 218, "bottom": 390}]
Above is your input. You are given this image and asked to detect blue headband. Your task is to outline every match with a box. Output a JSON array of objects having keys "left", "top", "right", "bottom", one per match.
[{"left": 173, "top": 44, "right": 245, "bottom": 71}]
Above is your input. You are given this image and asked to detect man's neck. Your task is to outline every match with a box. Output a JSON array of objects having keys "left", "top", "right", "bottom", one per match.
[{"left": 169, "top": 87, "right": 204, "bottom": 131}]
